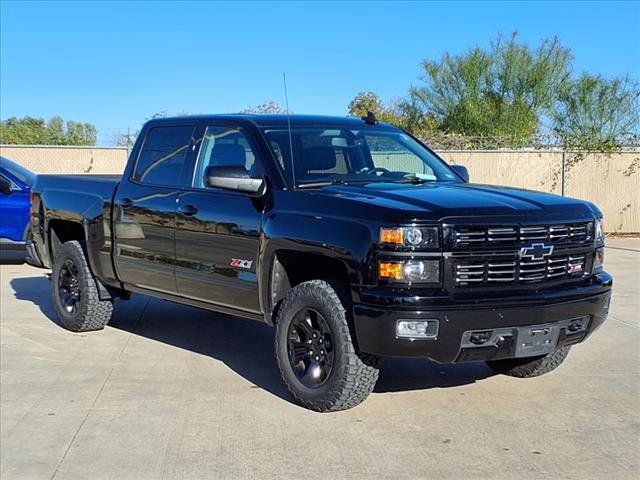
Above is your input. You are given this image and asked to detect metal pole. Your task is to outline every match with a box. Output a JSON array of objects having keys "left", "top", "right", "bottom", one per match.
[{"left": 561, "top": 149, "right": 566, "bottom": 196}]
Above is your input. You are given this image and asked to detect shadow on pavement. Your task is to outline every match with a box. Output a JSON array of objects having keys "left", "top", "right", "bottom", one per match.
[
  {"left": 10, "top": 275, "right": 59, "bottom": 325},
  {"left": 9, "top": 275, "right": 493, "bottom": 403}
]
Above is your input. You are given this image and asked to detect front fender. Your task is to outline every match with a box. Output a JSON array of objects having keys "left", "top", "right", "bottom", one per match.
[{"left": 259, "top": 211, "right": 375, "bottom": 321}]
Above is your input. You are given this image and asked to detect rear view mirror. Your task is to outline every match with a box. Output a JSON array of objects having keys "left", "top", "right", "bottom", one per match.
[
  {"left": 451, "top": 164, "right": 469, "bottom": 182},
  {"left": 204, "top": 165, "right": 266, "bottom": 196},
  {"left": 0, "top": 176, "right": 12, "bottom": 195}
]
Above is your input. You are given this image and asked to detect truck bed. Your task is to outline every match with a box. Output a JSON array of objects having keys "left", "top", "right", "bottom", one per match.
[{"left": 34, "top": 174, "right": 120, "bottom": 200}]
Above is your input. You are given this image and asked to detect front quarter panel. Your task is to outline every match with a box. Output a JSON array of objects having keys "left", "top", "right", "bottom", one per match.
[{"left": 260, "top": 207, "right": 375, "bottom": 315}]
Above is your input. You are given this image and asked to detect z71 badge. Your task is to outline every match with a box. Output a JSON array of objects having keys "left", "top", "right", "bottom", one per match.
[{"left": 230, "top": 258, "right": 253, "bottom": 269}]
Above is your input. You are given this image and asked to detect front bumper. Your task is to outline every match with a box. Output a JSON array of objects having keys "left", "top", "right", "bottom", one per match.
[{"left": 352, "top": 272, "right": 612, "bottom": 363}]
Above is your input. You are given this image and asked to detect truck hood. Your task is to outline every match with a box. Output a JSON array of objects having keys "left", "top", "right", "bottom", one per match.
[{"left": 314, "top": 182, "right": 598, "bottom": 223}]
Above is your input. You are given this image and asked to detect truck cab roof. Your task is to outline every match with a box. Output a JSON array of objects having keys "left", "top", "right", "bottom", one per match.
[{"left": 145, "top": 114, "right": 398, "bottom": 130}]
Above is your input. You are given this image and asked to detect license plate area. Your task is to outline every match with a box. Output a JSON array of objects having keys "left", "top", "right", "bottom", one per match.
[
  {"left": 459, "top": 316, "right": 590, "bottom": 360},
  {"left": 515, "top": 324, "right": 560, "bottom": 357}
]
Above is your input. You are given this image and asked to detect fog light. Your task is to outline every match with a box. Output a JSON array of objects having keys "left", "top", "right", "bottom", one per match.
[{"left": 396, "top": 320, "right": 438, "bottom": 339}]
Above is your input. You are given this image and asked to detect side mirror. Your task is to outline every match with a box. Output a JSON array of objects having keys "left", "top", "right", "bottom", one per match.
[
  {"left": 451, "top": 164, "right": 469, "bottom": 182},
  {"left": 0, "top": 177, "right": 13, "bottom": 195},
  {"left": 204, "top": 165, "right": 266, "bottom": 196}
]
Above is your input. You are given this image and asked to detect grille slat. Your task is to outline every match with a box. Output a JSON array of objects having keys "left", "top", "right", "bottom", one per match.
[
  {"left": 454, "top": 253, "right": 587, "bottom": 287},
  {"left": 453, "top": 222, "right": 592, "bottom": 249}
]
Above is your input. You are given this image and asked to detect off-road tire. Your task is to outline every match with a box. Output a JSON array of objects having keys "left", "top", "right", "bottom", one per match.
[
  {"left": 51, "top": 240, "right": 113, "bottom": 332},
  {"left": 486, "top": 346, "right": 571, "bottom": 378},
  {"left": 275, "top": 280, "right": 380, "bottom": 412}
]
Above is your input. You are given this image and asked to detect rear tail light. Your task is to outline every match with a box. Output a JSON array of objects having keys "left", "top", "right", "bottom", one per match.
[{"left": 29, "top": 192, "right": 37, "bottom": 225}]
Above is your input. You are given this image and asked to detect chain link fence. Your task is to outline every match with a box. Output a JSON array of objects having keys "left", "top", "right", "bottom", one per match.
[{"left": 413, "top": 131, "right": 640, "bottom": 152}]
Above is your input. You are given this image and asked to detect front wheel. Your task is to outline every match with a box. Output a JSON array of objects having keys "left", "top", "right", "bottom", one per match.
[
  {"left": 51, "top": 240, "right": 113, "bottom": 332},
  {"left": 486, "top": 346, "right": 571, "bottom": 378},
  {"left": 275, "top": 280, "right": 379, "bottom": 412}
]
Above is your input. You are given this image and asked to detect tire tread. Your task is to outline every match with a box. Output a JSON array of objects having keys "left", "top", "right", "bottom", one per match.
[
  {"left": 275, "top": 280, "right": 379, "bottom": 412},
  {"left": 51, "top": 240, "right": 113, "bottom": 332},
  {"left": 487, "top": 346, "right": 571, "bottom": 378}
]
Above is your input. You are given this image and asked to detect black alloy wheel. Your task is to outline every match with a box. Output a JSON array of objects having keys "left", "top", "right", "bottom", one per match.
[
  {"left": 274, "top": 280, "right": 380, "bottom": 412},
  {"left": 287, "top": 308, "right": 334, "bottom": 388},
  {"left": 51, "top": 240, "right": 113, "bottom": 332},
  {"left": 58, "top": 258, "right": 81, "bottom": 315}
]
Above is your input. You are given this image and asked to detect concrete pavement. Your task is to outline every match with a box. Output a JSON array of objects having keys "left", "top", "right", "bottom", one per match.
[{"left": 1, "top": 240, "right": 638, "bottom": 480}]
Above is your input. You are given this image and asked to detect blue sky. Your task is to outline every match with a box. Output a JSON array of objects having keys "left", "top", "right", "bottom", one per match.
[{"left": 1, "top": 0, "right": 639, "bottom": 145}]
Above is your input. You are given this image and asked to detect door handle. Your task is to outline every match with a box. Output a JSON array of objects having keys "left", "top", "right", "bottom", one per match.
[
  {"left": 178, "top": 204, "right": 198, "bottom": 216},
  {"left": 121, "top": 197, "right": 133, "bottom": 207}
]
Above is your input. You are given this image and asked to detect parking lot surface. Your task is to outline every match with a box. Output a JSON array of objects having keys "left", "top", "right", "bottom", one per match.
[{"left": 1, "top": 240, "right": 638, "bottom": 480}]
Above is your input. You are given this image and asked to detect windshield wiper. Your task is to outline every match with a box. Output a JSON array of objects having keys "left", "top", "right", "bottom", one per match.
[
  {"left": 389, "top": 174, "right": 429, "bottom": 184},
  {"left": 389, "top": 172, "right": 442, "bottom": 184},
  {"left": 296, "top": 178, "right": 350, "bottom": 189}
]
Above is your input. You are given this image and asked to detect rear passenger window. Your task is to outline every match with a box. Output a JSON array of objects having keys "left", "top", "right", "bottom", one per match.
[{"left": 134, "top": 126, "right": 194, "bottom": 186}]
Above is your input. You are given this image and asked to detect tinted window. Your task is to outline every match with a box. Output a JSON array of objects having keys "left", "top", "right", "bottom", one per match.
[
  {"left": 364, "top": 134, "right": 435, "bottom": 176},
  {"left": 0, "top": 173, "right": 20, "bottom": 190},
  {"left": 193, "top": 126, "right": 262, "bottom": 188},
  {"left": 134, "top": 126, "right": 194, "bottom": 186},
  {"left": 262, "top": 127, "right": 457, "bottom": 185},
  {"left": 0, "top": 157, "right": 36, "bottom": 186}
]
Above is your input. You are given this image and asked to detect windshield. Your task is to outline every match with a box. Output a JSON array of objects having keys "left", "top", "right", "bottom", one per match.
[
  {"left": 0, "top": 157, "right": 36, "bottom": 187},
  {"left": 261, "top": 127, "right": 459, "bottom": 187}
]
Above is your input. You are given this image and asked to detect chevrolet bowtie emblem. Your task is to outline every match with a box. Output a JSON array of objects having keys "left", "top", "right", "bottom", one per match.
[{"left": 519, "top": 243, "right": 554, "bottom": 260}]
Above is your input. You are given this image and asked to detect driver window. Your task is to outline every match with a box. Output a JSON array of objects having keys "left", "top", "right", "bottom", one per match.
[{"left": 193, "top": 126, "right": 262, "bottom": 188}]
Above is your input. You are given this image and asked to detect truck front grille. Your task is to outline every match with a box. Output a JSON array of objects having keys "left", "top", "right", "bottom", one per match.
[
  {"left": 455, "top": 253, "right": 587, "bottom": 286},
  {"left": 452, "top": 222, "right": 592, "bottom": 249}
]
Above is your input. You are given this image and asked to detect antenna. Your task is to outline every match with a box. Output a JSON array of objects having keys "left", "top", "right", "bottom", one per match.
[
  {"left": 361, "top": 110, "right": 378, "bottom": 125},
  {"left": 283, "top": 73, "right": 296, "bottom": 189}
]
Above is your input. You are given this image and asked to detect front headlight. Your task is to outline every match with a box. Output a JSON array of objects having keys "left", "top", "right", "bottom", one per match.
[
  {"left": 378, "top": 259, "right": 440, "bottom": 284},
  {"left": 379, "top": 226, "right": 439, "bottom": 249},
  {"left": 595, "top": 218, "right": 605, "bottom": 246}
]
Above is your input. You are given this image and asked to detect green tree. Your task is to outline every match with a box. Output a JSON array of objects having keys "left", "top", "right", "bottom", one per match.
[
  {"left": 553, "top": 74, "right": 640, "bottom": 150},
  {"left": 0, "top": 116, "right": 46, "bottom": 144},
  {"left": 410, "top": 33, "right": 572, "bottom": 145},
  {"left": 347, "top": 91, "right": 387, "bottom": 118},
  {"left": 390, "top": 97, "right": 438, "bottom": 133},
  {"left": 0, "top": 116, "right": 97, "bottom": 145},
  {"left": 347, "top": 91, "right": 437, "bottom": 133},
  {"left": 241, "top": 100, "right": 287, "bottom": 114},
  {"left": 63, "top": 121, "right": 97, "bottom": 145},
  {"left": 46, "top": 116, "right": 66, "bottom": 144}
]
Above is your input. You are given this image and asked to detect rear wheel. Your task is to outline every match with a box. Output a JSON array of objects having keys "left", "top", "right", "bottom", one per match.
[
  {"left": 275, "top": 280, "right": 379, "bottom": 412},
  {"left": 51, "top": 240, "right": 113, "bottom": 332},
  {"left": 486, "top": 346, "right": 571, "bottom": 378}
]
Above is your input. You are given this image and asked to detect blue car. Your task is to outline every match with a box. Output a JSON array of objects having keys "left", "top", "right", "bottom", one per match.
[{"left": 0, "top": 156, "right": 36, "bottom": 246}]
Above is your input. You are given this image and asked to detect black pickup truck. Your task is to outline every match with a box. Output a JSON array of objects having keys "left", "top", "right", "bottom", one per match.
[{"left": 30, "top": 114, "right": 612, "bottom": 412}]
